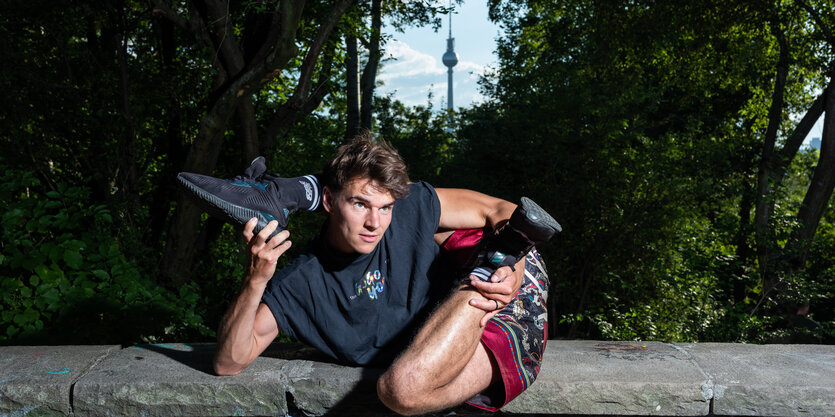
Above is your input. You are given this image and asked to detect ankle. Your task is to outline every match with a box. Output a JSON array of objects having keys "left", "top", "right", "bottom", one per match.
[{"left": 270, "top": 174, "right": 322, "bottom": 212}]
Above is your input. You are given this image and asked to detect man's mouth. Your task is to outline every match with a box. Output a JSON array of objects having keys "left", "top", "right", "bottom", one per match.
[{"left": 359, "top": 234, "right": 377, "bottom": 243}]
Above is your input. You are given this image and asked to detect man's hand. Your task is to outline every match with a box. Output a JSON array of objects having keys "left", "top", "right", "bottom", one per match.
[
  {"left": 243, "top": 217, "right": 292, "bottom": 285},
  {"left": 214, "top": 217, "right": 286, "bottom": 376},
  {"left": 467, "top": 257, "right": 525, "bottom": 327}
]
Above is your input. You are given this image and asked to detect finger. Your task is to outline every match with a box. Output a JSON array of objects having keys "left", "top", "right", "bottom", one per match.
[
  {"left": 469, "top": 277, "right": 515, "bottom": 296},
  {"left": 257, "top": 220, "right": 279, "bottom": 241},
  {"left": 480, "top": 311, "right": 499, "bottom": 328},
  {"left": 242, "top": 217, "right": 258, "bottom": 241},
  {"left": 468, "top": 298, "right": 502, "bottom": 312},
  {"left": 270, "top": 238, "right": 293, "bottom": 260},
  {"left": 268, "top": 229, "right": 291, "bottom": 248},
  {"left": 489, "top": 266, "right": 513, "bottom": 283}
]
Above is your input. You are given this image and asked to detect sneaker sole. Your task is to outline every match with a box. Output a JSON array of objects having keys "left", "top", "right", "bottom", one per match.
[
  {"left": 520, "top": 197, "right": 563, "bottom": 234},
  {"left": 177, "top": 174, "right": 281, "bottom": 236}
]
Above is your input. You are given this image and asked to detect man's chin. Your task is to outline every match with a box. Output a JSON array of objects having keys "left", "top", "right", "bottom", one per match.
[{"left": 353, "top": 239, "right": 380, "bottom": 254}]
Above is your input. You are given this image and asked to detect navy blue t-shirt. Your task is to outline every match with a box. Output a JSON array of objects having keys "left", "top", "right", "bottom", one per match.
[{"left": 261, "top": 182, "right": 454, "bottom": 366}]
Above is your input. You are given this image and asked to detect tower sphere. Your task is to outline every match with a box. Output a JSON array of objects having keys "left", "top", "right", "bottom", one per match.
[{"left": 443, "top": 50, "right": 459, "bottom": 68}]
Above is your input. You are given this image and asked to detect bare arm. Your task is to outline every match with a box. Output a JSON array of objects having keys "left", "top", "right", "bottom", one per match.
[
  {"left": 435, "top": 188, "right": 525, "bottom": 324},
  {"left": 214, "top": 219, "right": 289, "bottom": 376},
  {"left": 435, "top": 188, "right": 518, "bottom": 231}
]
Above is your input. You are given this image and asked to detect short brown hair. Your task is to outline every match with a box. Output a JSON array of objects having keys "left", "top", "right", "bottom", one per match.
[{"left": 323, "top": 133, "right": 410, "bottom": 199}]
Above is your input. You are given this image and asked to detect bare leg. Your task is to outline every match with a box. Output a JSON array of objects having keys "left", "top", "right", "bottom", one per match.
[{"left": 377, "top": 286, "right": 498, "bottom": 415}]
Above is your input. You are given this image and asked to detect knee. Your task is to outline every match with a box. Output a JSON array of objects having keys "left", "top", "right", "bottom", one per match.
[{"left": 377, "top": 368, "right": 425, "bottom": 416}]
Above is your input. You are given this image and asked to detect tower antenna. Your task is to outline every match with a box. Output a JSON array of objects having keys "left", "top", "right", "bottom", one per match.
[{"left": 442, "top": 4, "right": 459, "bottom": 114}]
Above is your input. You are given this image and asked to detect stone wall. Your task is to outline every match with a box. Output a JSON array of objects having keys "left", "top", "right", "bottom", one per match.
[{"left": 1, "top": 341, "right": 833, "bottom": 416}]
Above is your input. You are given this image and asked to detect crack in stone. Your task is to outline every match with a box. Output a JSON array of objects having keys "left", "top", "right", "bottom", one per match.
[
  {"left": 666, "top": 343, "right": 717, "bottom": 412},
  {"left": 68, "top": 347, "right": 119, "bottom": 414}
]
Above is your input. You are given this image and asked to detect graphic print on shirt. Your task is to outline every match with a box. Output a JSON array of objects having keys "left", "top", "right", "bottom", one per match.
[{"left": 355, "top": 269, "right": 386, "bottom": 300}]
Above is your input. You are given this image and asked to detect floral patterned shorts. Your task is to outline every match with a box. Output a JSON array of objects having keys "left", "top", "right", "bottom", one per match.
[{"left": 442, "top": 230, "right": 549, "bottom": 411}]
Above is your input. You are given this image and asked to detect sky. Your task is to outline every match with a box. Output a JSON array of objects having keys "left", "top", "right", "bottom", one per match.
[
  {"left": 376, "top": 0, "right": 500, "bottom": 110},
  {"left": 375, "top": 1, "right": 824, "bottom": 148}
]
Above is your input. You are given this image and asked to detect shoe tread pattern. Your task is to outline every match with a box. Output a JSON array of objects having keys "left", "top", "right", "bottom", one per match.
[{"left": 177, "top": 174, "right": 280, "bottom": 236}]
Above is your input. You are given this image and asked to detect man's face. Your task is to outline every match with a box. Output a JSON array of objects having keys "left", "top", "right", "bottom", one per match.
[{"left": 323, "top": 177, "right": 396, "bottom": 254}]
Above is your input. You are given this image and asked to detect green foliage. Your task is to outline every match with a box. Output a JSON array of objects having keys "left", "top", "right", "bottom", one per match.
[
  {"left": 0, "top": 0, "right": 832, "bottom": 348},
  {"left": 0, "top": 163, "right": 211, "bottom": 344},
  {"left": 375, "top": 96, "right": 458, "bottom": 184},
  {"left": 449, "top": 0, "right": 835, "bottom": 343}
]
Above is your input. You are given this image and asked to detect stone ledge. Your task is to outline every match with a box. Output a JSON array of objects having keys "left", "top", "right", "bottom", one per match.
[{"left": 1, "top": 341, "right": 832, "bottom": 416}]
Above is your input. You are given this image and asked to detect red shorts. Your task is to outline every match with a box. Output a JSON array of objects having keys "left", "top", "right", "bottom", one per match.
[{"left": 442, "top": 229, "right": 550, "bottom": 411}]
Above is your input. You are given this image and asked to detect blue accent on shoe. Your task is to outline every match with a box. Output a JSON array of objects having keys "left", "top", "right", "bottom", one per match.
[
  {"left": 228, "top": 180, "right": 252, "bottom": 187},
  {"left": 227, "top": 179, "right": 268, "bottom": 191},
  {"left": 176, "top": 156, "right": 295, "bottom": 238}
]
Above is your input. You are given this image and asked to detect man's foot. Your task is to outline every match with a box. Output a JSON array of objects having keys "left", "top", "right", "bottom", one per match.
[
  {"left": 177, "top": 157, "right": 292, "bottom": 235},
  {"left": 469, "top": 197, "right": 561, "bottom": 281}
]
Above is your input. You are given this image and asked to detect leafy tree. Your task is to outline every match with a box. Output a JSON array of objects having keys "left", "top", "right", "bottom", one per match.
[
  {"left": 152, "top": 0, "right": 354, "bottom": 284},
  {"left": 451, "top": 0, "right": 835, "bottom": 342},
  {"left": 343, "top": 0, "right": 456, "bottom": 139}
]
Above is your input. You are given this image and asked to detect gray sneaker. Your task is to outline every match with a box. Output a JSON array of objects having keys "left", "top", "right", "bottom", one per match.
[{"left": 177, "top": 157, "right": 291, "bottom": 236}]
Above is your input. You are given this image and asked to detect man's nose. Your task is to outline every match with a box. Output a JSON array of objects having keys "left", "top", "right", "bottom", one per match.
[{"left": 365, "top": 209, "right": 380, "bottom": 229}]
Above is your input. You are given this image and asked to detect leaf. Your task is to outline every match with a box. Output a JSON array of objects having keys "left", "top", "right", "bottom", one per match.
[
  {"left": 35, "top": 264, "right": 50, "bottom": 279},
  {"left": 63, "top": 250, "right": 83, "bottom": 269},
  {"left": 92, "top": 269, "right": 110, "bottom": 281},
  {"left": 13, "top": 308, "right": 39, "bottom": 325}
]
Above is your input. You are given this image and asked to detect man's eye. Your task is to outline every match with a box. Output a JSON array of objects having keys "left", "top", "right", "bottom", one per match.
[
  {"left": 380, "top": 206, "right": 391, "bottom": 214},
  {"left": 353, "top": 202, "right": 366, "bottom": 209}
]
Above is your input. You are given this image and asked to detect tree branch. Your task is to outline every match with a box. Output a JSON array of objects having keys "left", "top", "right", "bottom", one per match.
[
  {"left": 293, "top": 0, "right": 354, "bottom": 100},
  {"left": 197, "top": 0, "right": 246, "bottom": 75},
  {"left": 776, "top": 92, "right": 825, "bottom": 169},
  {"left": 786, "top": 67, "right": 835, "bottom": 261},
  {"left": 150, "top": 0, "right": 215, "bottom": 54},
  {"left": 794, "top": 0, "right": 835, "bottom": 45},
  {"left": 263, "top": 39, "right": 338, "bottom": 149}
]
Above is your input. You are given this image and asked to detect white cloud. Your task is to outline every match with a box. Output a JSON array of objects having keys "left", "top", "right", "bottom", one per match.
[
  {"left": 379, "top": 40, "right": 445, "bottom": 81},
  {"left": 377, "top": 40, "right": 491, "bottom": 108},
  {"left": 380, "top": 40, "right": 486, "bottom": 81}
]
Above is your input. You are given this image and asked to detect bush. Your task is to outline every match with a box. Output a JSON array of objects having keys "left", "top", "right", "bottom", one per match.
[{"left": 0, "top": 166, "right": 211, "bottom": 344}]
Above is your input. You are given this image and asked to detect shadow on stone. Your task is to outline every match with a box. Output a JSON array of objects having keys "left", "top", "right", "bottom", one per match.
[
  {"left": 137, "top": 343, "right": 216, "bottom": 375},
  {"left": 318, "top": 367, "right": 388, "bottom": 416}
]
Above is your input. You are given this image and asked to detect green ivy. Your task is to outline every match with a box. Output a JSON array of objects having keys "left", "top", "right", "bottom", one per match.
[{"left": 0, "top": 166, "right": 211, "bottom": 344}]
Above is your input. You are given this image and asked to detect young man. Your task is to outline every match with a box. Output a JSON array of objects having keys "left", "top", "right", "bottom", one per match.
[{"left": 178, "top": 136, "right": 557, "bottom": 414}]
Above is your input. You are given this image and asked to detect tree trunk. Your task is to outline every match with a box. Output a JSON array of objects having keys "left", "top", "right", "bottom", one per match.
[
  {"left": 754, "top": 24, "right": 789, "bottom": 295},
  {"left": 359, "top": 0, "right": 382, "bottom": 131},
  {"left": 784, "top": 73, "right": 835, "bottom": 268},
  {"left": 238, "top": 97, "right": 260, "bottom": 163},
  {"left": 734, "top": 185, "right": 754, "bottom": 304},
  {"left": 116, "top": 21, "right": 139, "bottom": 198},
  {"left": 161, "top": 97, "right": 237, "bottom": 285},
  {"left": 346, "top": 33, "right": 360, "bottom": 139},
  {"left": 156, "top": 0, "right": 352, "bottom": 284},
  {"left": 146, "top": 14, "right": 185, "bottom": 247}
]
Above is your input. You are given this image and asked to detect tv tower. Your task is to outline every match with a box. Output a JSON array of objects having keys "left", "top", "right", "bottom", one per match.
[{"left": 442, "top": 11, "right": 459, "bottom": 111}]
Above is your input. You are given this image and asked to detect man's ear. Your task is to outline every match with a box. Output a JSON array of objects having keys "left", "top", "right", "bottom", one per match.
[{"left": 322, "top": 186, "right": 334, "bottom": 214}]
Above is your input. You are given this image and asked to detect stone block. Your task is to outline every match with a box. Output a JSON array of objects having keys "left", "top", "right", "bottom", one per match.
[
  {"left": 503, "top": 340, "right": 710, "bottom": 415},
  {"left": 71, "top": 343, "right": 288, "bottom": 417},
  {"left": 681, "top": 343, "right": 835, "bottom": 416},
  {"left": 0, "top": 345, "right": 119, "bottom": 417},
  {"left": 281, "top": 360, "right": 386, "bottom": 416}
]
